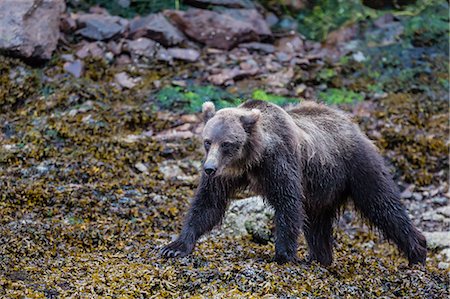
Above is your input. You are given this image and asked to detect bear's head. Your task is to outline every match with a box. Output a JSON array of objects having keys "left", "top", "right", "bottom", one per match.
[{"left": 201, "top": 101, "right": 261, "bottom": 177}]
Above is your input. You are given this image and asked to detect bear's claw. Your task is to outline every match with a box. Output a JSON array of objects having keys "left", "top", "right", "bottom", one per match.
[{"left": 159, "top": 240, "right": 192, "bottom": 258}]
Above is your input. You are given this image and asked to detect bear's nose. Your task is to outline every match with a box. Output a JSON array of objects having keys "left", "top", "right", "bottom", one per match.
[
  {"left": 204, "top": 161, "right": 217, "bottom": 175},
  {"left": 204, "top": 166, "right": 216, "bottom": 175}
]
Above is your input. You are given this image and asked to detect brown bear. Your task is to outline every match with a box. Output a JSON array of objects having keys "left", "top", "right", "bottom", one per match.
[{"left": 160, "top": 100, "right": 427, "bottom": 266}]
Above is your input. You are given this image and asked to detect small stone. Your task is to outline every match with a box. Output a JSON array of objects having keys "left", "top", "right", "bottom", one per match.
[
  {"left": 441, "top": 248, "right": 450, "bottom": 261},
  {"left": 400, "top": 190, "right": 413, "bottom": 199},
  {"left": 423, "top": 231, "right": 450, "bottom": 249},
  {"left": 180, "top": 114, "right": 199, "bottom": 123},
  {"left": 167, "top": 48, "right": 200, "bottom": 62},
  {"left": 438, "top": 262, "right": 449, "bottom": 270},
  {"left": 61, "top": 54, "right": 75, "bottom": 62},
  {"left": 127, "top": 38, "right": 157, "bottom": 58},
  {"left": 432, "top": 197, "right": 449, "bottom": 206},
  {"left": 63, "top": 60, "right": 84, "bottom": 78},
  {"left": 422, "top": 211, "right": 445, "bottom": 222},
  {"left": 436, "top": 206, "right": 450, "bottom": 218},
  {"left": 135, "top": 162, "right": 149, "bottom": 174},
  {"left": 412, "top": 192, "right": 423, "bottom": 201},
  {"left": 114, "top": 72, "right": 137, "bottom": 89},
  {"left": 158, "top": 161, "right": 184, "bottom": 180}
]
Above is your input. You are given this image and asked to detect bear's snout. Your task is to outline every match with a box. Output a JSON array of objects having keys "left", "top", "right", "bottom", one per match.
[{"left": 203, "top": 161, "right": 217, "bottom": 175}]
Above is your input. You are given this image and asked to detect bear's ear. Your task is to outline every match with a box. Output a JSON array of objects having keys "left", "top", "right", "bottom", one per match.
[
  {"left": 202, "top": 101, "right": 216, "bottom": 123},
  {"left": 240, "top": 109, "right": 261, "bottom": 132}
]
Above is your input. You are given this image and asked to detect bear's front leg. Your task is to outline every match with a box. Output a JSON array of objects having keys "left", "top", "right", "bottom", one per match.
[
  {"left": 160, "top": 175, "right": 232, "bottom": 258},
  {"left": 273, "top": 201, "right": 303, "bottom": 264},
  {"left": 259, "top": 155, "right": 305, "bottom": 264}
]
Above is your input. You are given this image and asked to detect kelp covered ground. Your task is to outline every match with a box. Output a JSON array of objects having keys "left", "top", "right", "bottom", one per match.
[{"left": 1, "top": 1, "right": 449, "bottom": 298}]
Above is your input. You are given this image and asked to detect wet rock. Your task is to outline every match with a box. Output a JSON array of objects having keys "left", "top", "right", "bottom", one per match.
[
  {"left": 184, "top": 0, "right": 255, "bottom": 9},
  {"left": 165, "top": 8, "right": 270, "bottom": 50},
  {"left": 221, "top": 196, "right": 274, "bottom": 238},
  {"left": 129, "top": 13, "right": 186, "bottom": 46},
  {"left": 76, "top": 14, "right": 126, "bottom": 41},
  {"left": 0, "top": 0, "right": 65, "bottom": 60},
  {"left": 126, "top": 38, "right": 157, "bottom": 58},
  {"left": 167, "top": 48, "right": 200, "bottom": 62},
  {"left": 423, "top": 231, "right": 450, "bottom": 249},
  {"left": 63, "top": 60, "right": 83, "bottom": 78}
]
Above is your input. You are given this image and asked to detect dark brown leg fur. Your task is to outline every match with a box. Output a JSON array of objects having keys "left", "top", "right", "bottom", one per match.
[
  {"left": 160, "top": 175, "right": 243, "bottom": 258},
  {"left": 304, "top": 208, "right": 335, "bottom": 266},
  {"left": 350, "top": 142, "right": 427, "bottom": 265}
]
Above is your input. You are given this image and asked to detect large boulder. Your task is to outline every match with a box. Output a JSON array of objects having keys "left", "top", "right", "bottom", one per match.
[
  {"left": 129, "top": 13, "right": 186, "bottom": 47},
  {"left": 0, "top": 0, "right": 66, "bottom": 60},
  {"left": 165, "top": 8, "right": 271, "bottom": 50}
]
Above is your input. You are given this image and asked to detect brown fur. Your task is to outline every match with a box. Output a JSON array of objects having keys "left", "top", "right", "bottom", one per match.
[{"left": 160, "top": 100, "right": 427, "bottom": 266}]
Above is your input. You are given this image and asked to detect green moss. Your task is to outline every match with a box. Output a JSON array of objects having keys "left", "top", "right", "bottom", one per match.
[
  {"left": 252, "top": 89, "right": 299, "bottom": 106},
  {"left": 319, "top": 88, "right": 364, "bottom": 104},
  {"left": 154, "top": 85, "right": 240, "bottom": 113}
]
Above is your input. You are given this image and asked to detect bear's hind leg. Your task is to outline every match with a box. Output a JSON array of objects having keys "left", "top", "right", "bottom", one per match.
[
  {"left": 303, "top": 208, "right": 335, "bottom": 266},
  {"left": 350, "top": 145, "right": 427, "bottom": 265}
]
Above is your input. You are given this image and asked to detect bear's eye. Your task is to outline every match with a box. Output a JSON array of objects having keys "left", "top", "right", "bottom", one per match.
[
  {"left": 221, "top": 142, "right": 237, "bottom": 150},
  {"left": 204, "top": 140, "right": 211, "bottom": 151}
]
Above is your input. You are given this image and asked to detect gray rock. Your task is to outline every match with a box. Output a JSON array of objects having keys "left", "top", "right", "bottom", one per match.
[
  {"left": 432, "top": 197, "right": 448, "bottom": 206},
  {"left": 423, "top": 231, "right": 450, "bottom": 249},
  {"left": 0, "top": 0, "right": 65, "bottom": 60},
  {"left": 158, "top": 160, "right": 185, "bottom": 180},
  {"left": 63, "top": 60, "right": 83, "bottom": 78},
  {"left": 76, "top": 14, "right": 126, "bottom": 40},
  {"left": 220, "top": 196, "right": 274, "bottom": 238},
  {"left": 167, "top": 48, "right": 200, "bottom": 62},
  {"left": 115, "top": 72, "right": 137, "bottom": 89},
  {"left": 126, "top": 38, "right": 157, "bottom": 58},
  {"left": 165, "top": 8, "right": 271, "bottom": 50},
  {"left": 436, "top": 206, "right": 450, "bottom": 218},
  {"left": 422, "top": 211, "right": 446, "bottom": 222},
  {"left": 129, "top": 13, "right": 186, "bottom": 46},
  {"left": 441, "top": 248, "right": 450, "bottom": 261},
  {"left": 412, "top": 192, "right": 423, "bottom": 201}
]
